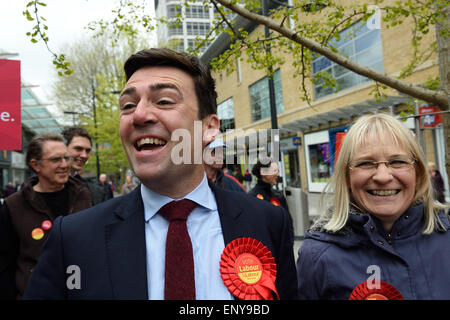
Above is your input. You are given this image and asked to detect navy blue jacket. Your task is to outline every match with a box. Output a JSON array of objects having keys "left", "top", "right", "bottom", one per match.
[
  {"left": 297, "top": 203, "right": 450, "bottom": 299},
  {"left": 24, "top": 182, "right": 297, "bottom": 299}
]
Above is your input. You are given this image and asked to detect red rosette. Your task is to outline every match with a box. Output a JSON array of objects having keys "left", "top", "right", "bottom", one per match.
[
  {"left": 269, "top": 197, "right": 281, "bottom": 206},
  {"left": 220, "top": 237, "right": 279, "bottom": 300},
  {"left": 349, "top": 280, "right": 404, "bottom": 300}
]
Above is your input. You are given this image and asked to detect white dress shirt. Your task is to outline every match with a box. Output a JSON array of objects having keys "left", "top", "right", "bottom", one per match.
[{"left": 141, "top": 174, "right": 233, "bottom": 300}]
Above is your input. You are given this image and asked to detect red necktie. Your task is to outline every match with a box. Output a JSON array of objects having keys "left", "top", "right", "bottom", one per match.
[{"left": 159, "top": 199, "right": 198, "bottom": 300}]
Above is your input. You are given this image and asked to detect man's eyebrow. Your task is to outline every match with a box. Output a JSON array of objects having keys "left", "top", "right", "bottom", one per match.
[
  {"left": 120, "top": 87, "right": 136, "bottom": 98},
  {"left": 149, "top": 83, "right": 182, "bottom": 96},
  {"left": 119, "top": 83, "right": 182, "bottom": 99}
]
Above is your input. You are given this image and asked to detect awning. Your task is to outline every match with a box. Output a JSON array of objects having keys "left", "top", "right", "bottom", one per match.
[
  {"left": 281, "top": 96, "right": 409, "bottom": 132},
  {"left": 21, "top": 83, "right": 62, "bottom": 134}
]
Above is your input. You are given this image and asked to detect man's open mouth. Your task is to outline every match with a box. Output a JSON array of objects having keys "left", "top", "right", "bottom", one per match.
[
  {"left": 367, "top": 189, "right": 400, "bottom": 196},
  {"left": 135, "top": 137, "right": 167, "bottom": 151}
]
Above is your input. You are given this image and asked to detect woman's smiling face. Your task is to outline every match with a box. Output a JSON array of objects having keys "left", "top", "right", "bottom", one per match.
[{"left": 348, "top": 135, "right": 416, "bottom": 228}]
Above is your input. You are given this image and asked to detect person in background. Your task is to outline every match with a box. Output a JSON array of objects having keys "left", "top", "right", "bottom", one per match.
[
  {"left": 244, "top": 169, "right": 253, "bottom": 191},
  {"left": 249, "top": 158, "right": 293, "bottom": 240},
  {"left": 121, "top": 174, "right": 137, "bottom": 195},
  {"left": 24, "top": 48, "right": 297, "bottom": 300},
  {"left": 61, "top": 126, "right": 107, "bottom": 206},
  {"left": 3, "top": 182, "right": 16, "bottom": 198},
  {"left": 249, "top": 158, "right": 289, "bottom": 212},
  {"left": 0, "top": 132, "right": 91, "bottom": 299},
  {"left": 98, "top": 173, "right": 114, "bottom": 200},
  {"left": 234, "top": 167, "right": 244, "bottom": 184},
  {"left": 297, "top": 113, "right": 450, "bottom": 300},
  {"left": 428, "top": 162, "right": 446, "bottom": 204},
  {"left": 203, "top": 138, "right": 246, "bottom": 193}
]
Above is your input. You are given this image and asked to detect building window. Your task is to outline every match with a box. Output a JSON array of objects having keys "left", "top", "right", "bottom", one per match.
[
  {"left": 168, "top": 22, "right": 184, "bottom": 36},
  {"left": 313, "top": 19, "right": 383, "bottom": 99},
  {"left": 304, "top": 130, "right": 330, "bottom": 192},
  {"left": 249, "top": 69, "right": 284, "bottom": 122},
  {"left": 185, "top": 5, "right": 210, "bottom": 19},
  {"left": 187, "top": 38, "right": 209, "bottom": 53},
  {"left": 167, "top": 4, "right": 181, "bottom": 18},
  {"left": 217, "top": 98, "right": 235, "bottom": 131},
  {"left": 186, "top": 21, "right": 210, "bottom": 36}
]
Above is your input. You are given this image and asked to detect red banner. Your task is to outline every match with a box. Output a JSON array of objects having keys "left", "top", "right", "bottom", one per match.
[{"left": 0, "top": 59, "right": 21, "bottom": 150}]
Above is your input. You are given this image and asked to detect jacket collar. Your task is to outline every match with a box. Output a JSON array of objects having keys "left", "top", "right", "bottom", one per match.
[{"left": 306, "top": 202, "right": 433, "bottom": 248}]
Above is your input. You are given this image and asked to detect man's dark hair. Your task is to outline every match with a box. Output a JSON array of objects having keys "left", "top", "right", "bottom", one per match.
[
  {"left": 26, "top": 132, "right": 65, "bottom": 171},
  {"left": 251, "top": 157, "right": 274, "bottom": 180},
  {"left": 61, "top": 127, "right": 92, "bottom": 146},
  {"left": 123, "top": 48, "right": 217, "bottom": 119}
]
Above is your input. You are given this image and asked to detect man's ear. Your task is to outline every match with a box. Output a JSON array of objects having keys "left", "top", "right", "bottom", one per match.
[
  {"left": 202, "top": 114, "right": 220, "bottom": 147},
  {"left": 29, "top": 159, "right": 40, "bottom": 173}
]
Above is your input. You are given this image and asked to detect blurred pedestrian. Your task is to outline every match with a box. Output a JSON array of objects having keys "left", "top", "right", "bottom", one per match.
[
  {"left": 234, "top": 167, "right": 244, "bottom": 184},
  {"left": 249, "top": 158, "right": 289, "bottom": 212},
  {"left": 297, "top": 114, "right": 450, "bottom": 299},
  {"left": 0, "top": 132, "right": 91, "bottom": 299},
  {"left": 3, "top": 182, "right": 16, "bottom": 198},
  {"left": 204, "top": 139, "right": 246, "bottom": 193},
  {"left": 24, "top": 48, "right": 296, "bottom": 300},
  {"left": 428, "top": 162, "right": 446, "bottom": 203},
  {"left": 244, "top": 169, "right": 252, "bottom": 191},
  {"left": 98, "top": 173, "right": 114, "bottom": 200},
  {"left": 249, "top": 158, "right": 293, "bottom": 239},
  {"left": 121, "top": 175, "right": 137, "bottom": 195},
  {"left": 61, "top": 126, "right": 107, "bottom": 205}
]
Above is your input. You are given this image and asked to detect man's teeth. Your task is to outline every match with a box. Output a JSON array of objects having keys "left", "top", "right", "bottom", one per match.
[
  {"left": 136, "top": 137, "right": 166, "bottom": 148},
  {"left": 369, "top": 190, "right": 398, "bottom": 196}
]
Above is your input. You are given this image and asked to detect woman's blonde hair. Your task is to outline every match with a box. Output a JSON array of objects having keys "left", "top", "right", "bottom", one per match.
[{"left": 322, "top": 113, "right": 448, "bottom": 234}]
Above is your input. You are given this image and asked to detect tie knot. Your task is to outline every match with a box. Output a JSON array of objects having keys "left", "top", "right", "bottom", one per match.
[{"left": 159, "top": 199, "right": 198, "bottom": 222}]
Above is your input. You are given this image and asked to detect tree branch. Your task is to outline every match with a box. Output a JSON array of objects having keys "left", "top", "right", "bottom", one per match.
[{"left": 215, "top": 0, "right": 448, "bottom": 108}]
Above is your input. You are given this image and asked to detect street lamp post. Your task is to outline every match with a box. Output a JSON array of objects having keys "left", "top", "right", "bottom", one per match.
[
  {"left": 261, "top": 0, "right": 280, "bottom": 164},
  {"left": 92, "top": 79, "right": 101, "bottom": 179}
]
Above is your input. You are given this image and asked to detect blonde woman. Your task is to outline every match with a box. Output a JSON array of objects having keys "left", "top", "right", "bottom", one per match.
[{"left": 297, "top": 113, "right": 450, "bottom": 300}]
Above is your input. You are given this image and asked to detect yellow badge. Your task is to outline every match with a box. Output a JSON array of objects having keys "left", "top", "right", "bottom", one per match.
[{"left": 31, "top": 228, "right": 44, "bottom": 240}]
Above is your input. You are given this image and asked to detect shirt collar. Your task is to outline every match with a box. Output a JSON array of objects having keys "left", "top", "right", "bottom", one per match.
[{"left": 141, "top": 173, "right": 216, "bottom": 222}]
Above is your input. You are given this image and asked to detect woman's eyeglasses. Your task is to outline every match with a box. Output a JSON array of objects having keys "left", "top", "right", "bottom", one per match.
[{"left": 349, "top": 158, "right": 415, "bottom": 172}]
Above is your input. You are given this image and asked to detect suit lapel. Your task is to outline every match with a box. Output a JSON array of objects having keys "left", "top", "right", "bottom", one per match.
[
  {"left": 209, "top": 181, "right": 244, "bottom": 245},
  {"left": 105, "top": 186, "right": 148, "bottom": 299}
]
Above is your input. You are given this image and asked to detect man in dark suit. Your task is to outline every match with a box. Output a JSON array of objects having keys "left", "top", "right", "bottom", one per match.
[{"left": 24, "top": 48, "right": 297, "bottom": 300}]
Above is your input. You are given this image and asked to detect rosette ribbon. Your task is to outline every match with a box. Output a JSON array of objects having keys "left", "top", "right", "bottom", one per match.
[
  {"left": 220, "top": 237, "right": 279, "bottom": 300},
  {"left": 269, "top": 197, "right": 281, "bottom": 206},
  {"left": 349, "top": 280, "right": 403, "bottom": 300}
]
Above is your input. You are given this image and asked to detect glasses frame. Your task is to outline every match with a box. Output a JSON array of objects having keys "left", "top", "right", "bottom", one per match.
[
  {"left": 348, "top": 158, "right": 416, "bottom": 171},
  {"left": 39, "top": 155, "right": 73, "bottom": 164}
]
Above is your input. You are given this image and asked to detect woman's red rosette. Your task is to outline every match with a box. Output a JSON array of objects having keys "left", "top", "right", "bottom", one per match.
[
  {"left": 349, "top": 280, "right": 404, "bottom": 300},
  {"left": 269, "top": 197, "right": 281, "bottom": 206},
  {"left": 220, "top": 237, "right": 279, "bottom": 300}
]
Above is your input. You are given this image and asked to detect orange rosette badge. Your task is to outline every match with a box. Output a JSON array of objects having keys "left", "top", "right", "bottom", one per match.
[
  {"left": 269, "top": 197, "right": 281, "bottom": 206},
  {"left": 349, "top": 281, "right": 403, "bottom": 300},
  {"left": 220, "top": 237, "right": 279, "bottom": 300}
]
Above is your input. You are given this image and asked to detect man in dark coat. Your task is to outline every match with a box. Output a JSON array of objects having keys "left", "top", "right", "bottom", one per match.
[
  {"left": 24, "top": 48, "right": 297, "bottom": 300},
  {"left": 0, "top": 132, "right": 91, "bottom": 299},
  {"left": 203, "top": 139, "right": 247, "bottom": 193}
]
